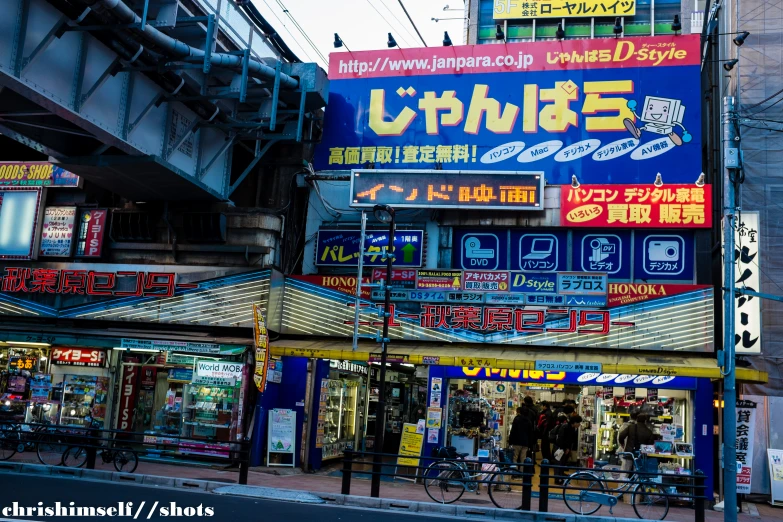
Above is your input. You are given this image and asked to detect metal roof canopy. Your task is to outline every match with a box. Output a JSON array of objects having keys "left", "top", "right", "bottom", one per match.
[{"left": 269, "top": 339, "right": 769, "bottom": 384}]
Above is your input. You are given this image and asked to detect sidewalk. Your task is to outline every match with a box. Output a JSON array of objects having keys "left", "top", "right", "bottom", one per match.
[{"left": 8, "top": 452, "right": 780, "bottom": 521}]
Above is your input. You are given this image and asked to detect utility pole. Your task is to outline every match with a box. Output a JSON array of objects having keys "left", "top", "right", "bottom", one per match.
[
  {"left": 352, "top": 211, "right": 367, "bottom": 351},
  {"left": 722, "top": 95, "right": 739, "bottom": 521}
]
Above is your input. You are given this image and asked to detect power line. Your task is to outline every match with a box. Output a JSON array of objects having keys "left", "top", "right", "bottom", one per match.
[
  {"left": 741, "top": 87, "right": 783, "bottom": 112},
  {"left": 257, "top": 0, "right": 317, "bottom": 64},
  {"left": 377, "top": 0, "right": 420, "bottom": 45},
  {"left": 274, "top": 0, "right": 329, "bottom": 66},
  {"left": 363, "top": 0, "right": 415, "bottom": 47},
  {"left": 396, "top": 0, "right": 428, "bottom": 47}
]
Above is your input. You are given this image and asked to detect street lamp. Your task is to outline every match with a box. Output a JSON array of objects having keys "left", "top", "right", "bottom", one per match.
[{"left": 370, "top": 204, "right": 395, "bottom": 498}]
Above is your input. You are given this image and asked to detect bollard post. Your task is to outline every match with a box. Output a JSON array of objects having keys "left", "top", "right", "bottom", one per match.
[
  {"left": 238, "top": 459, "right": 249, "bottom": 485},
  {"left": 694, "top": 469, "right": 705, "bottom": 522},
  {"left": 341, "top": 449, "right": 353, "bottom": 495},
  {"left": 538, "top": 459, "right": 549, "bottom": 513},
  {"left": 85, "top": 426, "right": 97, "bottom": 470},
  {"left": 521, "top": 457, "right": 533, "bottom": 511}
]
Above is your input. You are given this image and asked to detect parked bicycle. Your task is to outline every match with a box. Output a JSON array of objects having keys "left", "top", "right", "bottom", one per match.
[
  {"left": 423, "top": 439, "right": 526, "bottom": 508},
  {"left": 61, "top": 417, "right": 138, "bottom": 473},
  {"left": 561, "top": 451, "right": 669, "bottom": 520},
  {"left": 0, "top": 419, "right": 70, "bottom": 465}
]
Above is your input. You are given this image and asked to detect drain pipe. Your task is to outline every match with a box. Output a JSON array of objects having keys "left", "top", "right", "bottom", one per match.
[{"left": 89, "top": 0, "right": 298, "bottom": 89}]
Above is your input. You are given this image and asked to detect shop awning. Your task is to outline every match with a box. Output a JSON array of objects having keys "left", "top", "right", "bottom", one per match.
[{"left": 269, "top": 339, "right": 768, "bottom": 384}]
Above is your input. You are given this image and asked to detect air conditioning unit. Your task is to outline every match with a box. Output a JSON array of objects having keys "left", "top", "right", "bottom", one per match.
[{"left": 182, "top": 213, "right": 227, "bottom": 243}]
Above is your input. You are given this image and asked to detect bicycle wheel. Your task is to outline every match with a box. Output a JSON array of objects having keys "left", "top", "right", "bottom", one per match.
[
  {"left": 62, "top": 446, "right": 88, "bottom": 468},
  {"left": 424, "top": 462, "right": 466, "bottom": 504},
  {"left": 113, "top": 447, "right": 138, "bottom": 473},
  {"left": 37, "top": 434, "right": 67, "bottom": 466},
  {"left": 562, "top": 472, "right": 606, "bottom": 516},
  {"left": 0, "top": 429, "right": 18, "bottom": 461},
  {"left": 488, "top": 468, "right": 524, "bottom": 510},
  {"left": 632, "top": 482, "right": 669, "bottom": 520}
]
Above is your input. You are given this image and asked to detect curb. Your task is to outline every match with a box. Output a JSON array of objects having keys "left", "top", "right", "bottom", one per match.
[{"left": 0, "top": 465, "right": 644, "bottom": 521}]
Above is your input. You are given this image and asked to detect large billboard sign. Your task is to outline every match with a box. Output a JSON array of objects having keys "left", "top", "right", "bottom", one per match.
[{"left": 315, "top": 36, "right": 702, "bottom": 185}]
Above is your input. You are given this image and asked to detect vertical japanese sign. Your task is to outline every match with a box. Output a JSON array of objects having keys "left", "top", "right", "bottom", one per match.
[
  {"left": 733, "top": 212, "right": 761, "bottom": 354},
  {"left": 40, "top": 206, "right": 76, "bottom": 257},
  {"left": 735, "top": 400, "right": 757, "bottom": 494},
  {"left": 76, "top": 209, "right": 107, "bottom": 257},
  {"left": 315, "top": 36, "right": 702, "bottom": 186},
  {"left": 118, "top": 357, "right": 140, "bottom": 431},
  {"left": 253, "top": 304, "right": 269, "bottom": 392}
]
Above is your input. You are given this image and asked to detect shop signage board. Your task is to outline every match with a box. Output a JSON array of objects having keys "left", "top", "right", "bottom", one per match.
[
  {"left": 430, "top": 377, "right": 443, "bottom": 407},
  {"left": 51, "top": 347, "right": 106, "bottom": 367},
  {"left": 330, "top": 359, "right": 369, "bottom": 375},
  {"left": 118, "top": 357, "right": 140, "bottom": 431},
  {"left": 315, "top": 229, "right": 423, "bottom": 267},
  {"left": 195, "top": 360, "right": 243, "bottom": 381},
  {"left": 40, "top": 207, "right": 76, "bottom": 257},
  {"left": 512, "top": 231, "right": 568, "bottom": 272},
  {"left": 446, "top": 292, "right": 484, "bottom": 304},
  {"left": 535, "top": 361, "right": 602, "bottom": 373},
  {"left": 0, "top": 162, "right": 80, "bottom": 187},
  {"left": 267, "top": 409, "right": 296, "bottom": 467},
  {"left": 447, "top": 367, "right": 698, "bottom": 389},
  {"left": 9, "top": 355, "right": 37, "bottom": 371},
  {"left": 725, "top": 212, "right": 761, "bottom": 354},
  {"left": 120, "top": 339, "right": 221, "bottom": 354},
  {"left": 290, "top": 275, "right": 371, "bottom": 298},
  {"left": 168, "top": 368, "right": 193, "bottom": 382},
  {"left": 416, "top": 270, "right": 462, "bottom": 290},
  {"left": 485, "top": 293, "right": 527, "bottom": 305},
  {"left": 607, "top": 283, "right": 709, "bottom": 307},
  {"left": 397, "top": 423, "right": 425, "bottom": 467},
  {"left": 315, "top": 36, "right": 702, "bottom": 186},
  {"left": 371, "top": 289, "right": 409, "bottom": 301},
  {"left": 736, "top": 400, "right": 757, "bottom": 494},
  {"left": 561, "top": 185, "right": 712, "bottom": 228},
  {"left": 350, "top": 170, "right": 544, "bottom": 211},
  {"left": 462, "top": 270, "right": 510, "bottom": 292},
  {"left": 493, "top": 0, "right": 636, "bottom": 19},
  {"left": 509, "top": 272, "right": 558, "bottom": 294},
  {"left": 635, "top": 231, "right": 694, "bottom": 280},
  {"left": 557, "top": 272, "right": 608, "bottom": 296},
  {"left": 0, "top": 269, "right": 196, "bottom": 297},
  {"left": 371, "top": 268, "right": 417, "bottom": 289}
]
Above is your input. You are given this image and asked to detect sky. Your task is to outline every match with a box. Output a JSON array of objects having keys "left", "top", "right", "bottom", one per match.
[{"left": 250, "top": 0, "right": 468, "bottom": 70}]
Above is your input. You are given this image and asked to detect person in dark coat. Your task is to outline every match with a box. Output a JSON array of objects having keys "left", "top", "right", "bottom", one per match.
[
  {"left": 537, "top": 401, "right": 555, "bottom": 462},
  {"left": 508, "top": 406, "right": 534, "bottom": 464},
  {"left": 554, "top": 415, "right": 582, "bottom": 483}
]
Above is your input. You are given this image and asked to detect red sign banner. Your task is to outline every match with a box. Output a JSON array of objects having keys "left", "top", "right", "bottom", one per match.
[
  {"left": 607, "top": 283, "right": 711, "bottom": 307},
  {"left": 79, "top": 209, "right": 107, "bottom": 257},
  {"left": 51, "top": 347, "right": 106, "bottom": 367},
  {"left": 561, "top": 184, "right": 712, "bottom": 228}
]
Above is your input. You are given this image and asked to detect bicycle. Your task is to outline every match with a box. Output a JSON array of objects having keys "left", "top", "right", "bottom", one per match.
[
  {"left": 0, "top": 420, "right": 69, "bottom": 465},
  {"left": 561, "top": 451, "right": 669, "bottom": 520},
  {"left": 423, "top": 439, "right": 525, "bottom": 509},
  {"left": 61, "top": 418, "right": 138, "bottom": 473}
]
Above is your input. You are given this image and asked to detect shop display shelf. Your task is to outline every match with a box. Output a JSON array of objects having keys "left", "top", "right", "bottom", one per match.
[{"left": 183, "top": 421, "right": 230, "bottom": 428}]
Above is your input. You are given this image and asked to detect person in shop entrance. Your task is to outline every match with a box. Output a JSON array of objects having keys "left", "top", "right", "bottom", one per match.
[
  {"left": 553, "top": 415, "right": 582, "bottom": 484},
  {"left": 508, "top": 405, "right": 534, "bottom": 466},
  {"left": 536, "top": 401, "right": 555, "bottom": 463},
  {"left": 522, "top": 396, "right": 538, "bottom": 460}
]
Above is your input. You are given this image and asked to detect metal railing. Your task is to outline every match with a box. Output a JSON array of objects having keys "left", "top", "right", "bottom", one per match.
[
  {"left": 0, "top": 421, "right": 251, "bottom": 484},
  {"left": 339, "top": 449, "right": 707, "bottom": 521}
]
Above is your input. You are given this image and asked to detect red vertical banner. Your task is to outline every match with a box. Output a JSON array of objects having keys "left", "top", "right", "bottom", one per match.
[
  {"left": 78, "top": 209, "right": 107, "bottom": 257},
  {"left": 118, "top": 357, "right": 140, "bottom": 431}
]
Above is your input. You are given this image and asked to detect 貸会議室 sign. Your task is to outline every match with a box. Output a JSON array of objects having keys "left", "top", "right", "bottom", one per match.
[{"left": 314, "top": 35, "right": 702, "bottom": 186}]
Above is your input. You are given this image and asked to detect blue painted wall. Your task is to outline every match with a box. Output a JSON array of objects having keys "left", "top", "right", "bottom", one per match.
[{"left": 694, "top": 378, "right": 715, "bottom": 497}]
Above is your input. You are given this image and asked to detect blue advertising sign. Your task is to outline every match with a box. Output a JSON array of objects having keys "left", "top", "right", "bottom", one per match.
[
  {"left": 635, "top": 231, "right": 694, "bottom": 280},
  {"left": 565, "top": 295, "right": 608, "bottom": 307},
  {"left": 316, "top": 230, "right": 424, "bottom": 267},
  {"left": 442, "top": 366, "right": 697, "bottom": 390},
  {"left": 526, "top": 294, "right": 566, "bottom": 305},
  {"left": 509, "top": 272, "right": 558, "bottom": 294},
  {"left": 573, "top": 230, "right": 632, "bottom": 279},
  {"left": 315, "top": 36, "right": 702, "bottom": 185},
  {"left": 511, "top": 230, "right": 568, "bottom": 272},
  {"left": 453, "top": 229, "right": 508, "bottom": 270}
]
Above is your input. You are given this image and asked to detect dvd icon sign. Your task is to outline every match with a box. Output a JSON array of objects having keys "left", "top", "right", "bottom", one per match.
[{"left": 461, "top": 234, "right": 499, "bottom": 270}]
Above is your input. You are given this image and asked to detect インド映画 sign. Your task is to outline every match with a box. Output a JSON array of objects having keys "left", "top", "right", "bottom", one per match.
[{"left": 315, "top": 36, "right": 702, "bottom": 185}]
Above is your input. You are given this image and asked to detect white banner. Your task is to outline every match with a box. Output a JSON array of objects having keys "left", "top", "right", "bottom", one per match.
[
  {"left": 730, "top": 212, "right": 761, "bottom": 354},
  {"left": 736, "top": 400, "right": 757, "bottom": 494},
  {"left": 40, "top": 206, "right": 76, "bottom": 257}
]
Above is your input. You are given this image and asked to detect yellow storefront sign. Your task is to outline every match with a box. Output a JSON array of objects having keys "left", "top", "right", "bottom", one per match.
[
  {"left": 494, "top": 0, "right": 636, "bottom": 19},
  {"left": 397, "top": 423, "right": 424, "bottom": 467}
]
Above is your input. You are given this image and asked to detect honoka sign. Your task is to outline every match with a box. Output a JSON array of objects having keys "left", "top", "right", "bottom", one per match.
[{"left": 607, "top": 284, "right": 712, "bottom": 307}]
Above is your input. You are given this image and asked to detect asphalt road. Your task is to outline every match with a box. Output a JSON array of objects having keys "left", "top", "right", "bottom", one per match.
[{"left": 0, "top": 473, "right": 468, "bottom": 522}]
